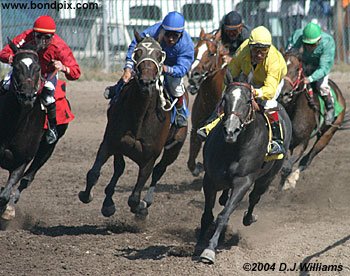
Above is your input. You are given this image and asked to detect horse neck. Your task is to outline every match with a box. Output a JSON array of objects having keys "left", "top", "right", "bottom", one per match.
[
  {"left": 201, "top": 68, "right": 225, "bottom": 104},
  {"left": 0, "top": 95, "right": 43, "bottom": 145},
  {"left": 128, "top": 82, "right": 159, "bottom": 138}
]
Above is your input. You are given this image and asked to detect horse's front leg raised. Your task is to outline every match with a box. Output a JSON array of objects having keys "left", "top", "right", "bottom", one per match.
[
  {"left": 79, "top": 140, "right": 112, "bottom": 204},
  {"left": 200, "top": 175, "right": 254, "bottom": 264},
  {"left": 15, "top": 125, "right": 67, "bottom": 203},
  {"left": 101, "top": 154, "right": 125, "bottom": 217},
  {"left": 0, "top": 163, "right": 27, "bottom": 220},
  {"left": 187, "top": 128, "right": 204, "bottom": 176},
  {"left": 128, "top": 159, "right": 155, "bottom": 218},
  {"left": 280, "top": 143, "right": 307, "bottom": 190}
]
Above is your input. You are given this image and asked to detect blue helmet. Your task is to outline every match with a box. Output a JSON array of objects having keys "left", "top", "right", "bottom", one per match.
[{"left": 162, "top": 11, "right": 185, "bottom": 33}]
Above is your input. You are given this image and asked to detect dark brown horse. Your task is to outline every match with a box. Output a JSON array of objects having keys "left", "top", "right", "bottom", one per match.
[
  {"left": 187, "top": 28, "right": 228, "bottom": 176},
  {"left": 279, "top": 51, "right": 346, "bottom": 189},
  {"left": 79, "top": 32, "right": 188, "bottom": 218}
]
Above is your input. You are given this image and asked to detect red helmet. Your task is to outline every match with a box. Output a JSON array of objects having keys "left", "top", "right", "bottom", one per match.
[{"left": 33, "top": 15, "right": 56, "bottom": 34}]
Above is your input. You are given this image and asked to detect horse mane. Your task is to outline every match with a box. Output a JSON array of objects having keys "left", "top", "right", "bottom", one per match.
[{"left": 284, "top": 48, "right": 301, "bottom": 61}]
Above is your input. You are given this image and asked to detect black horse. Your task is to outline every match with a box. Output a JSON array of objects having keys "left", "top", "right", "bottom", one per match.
[
  {"left": 0, "top": 43, "right": 46, "bottom": 220},
  {"left": 0, "top": 42, "right": 70, "bottom": 221},
  {"left": 79, "top": 32, "right": 188, "bottom": 218},
  {"left": 197, "top": 82, "right": 292, "bottom": 263}
]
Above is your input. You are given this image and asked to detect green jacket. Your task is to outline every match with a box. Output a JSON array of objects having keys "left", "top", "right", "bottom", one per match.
[{"left": 286, "top": 29, "right": 335, "bottom": 82}]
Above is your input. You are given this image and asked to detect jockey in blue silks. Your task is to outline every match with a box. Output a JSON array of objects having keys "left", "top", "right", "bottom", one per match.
[{"left": 105, "top": 11, "right": 194, "bottom": 128}]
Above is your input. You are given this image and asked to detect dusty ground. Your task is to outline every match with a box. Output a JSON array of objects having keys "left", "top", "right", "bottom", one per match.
[{"left": 0, "top": 73, "right": 349, "bottom": 276}]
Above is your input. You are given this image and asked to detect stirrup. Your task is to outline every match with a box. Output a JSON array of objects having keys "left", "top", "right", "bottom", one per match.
[
  {"left": 175, "top": 112, "right": 187, "bottom": 128},
  {"left": 197, "top": 127, "right": 208, "bottom": 141},
  {"left": 46, "top": 128, "right": 58, "bottom": 144},
  {"left": 268, "top": 140, "right": 285, "bottom": 156},
  {"left": 325, "top": 109, "right": 334, "bottom": 125}
]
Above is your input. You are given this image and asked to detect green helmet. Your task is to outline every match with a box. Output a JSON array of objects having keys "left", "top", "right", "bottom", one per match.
[{"left": 302, "top": 22, "right": 321, "bottom": 44}]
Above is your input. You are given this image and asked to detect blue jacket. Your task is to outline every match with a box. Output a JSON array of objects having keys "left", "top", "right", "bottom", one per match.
[{"left": 125, "top": 22, "right": 194, "bottom": 78}]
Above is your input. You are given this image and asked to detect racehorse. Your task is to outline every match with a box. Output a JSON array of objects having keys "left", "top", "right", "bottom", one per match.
[
  {"left": 197, "top": 82, "right": 292, "bottom": 264},
  {"left": 79, "top": 32, "right": 188, "bottom": 218},
  {"left": 187, "top": 28, "right": 228, "bottom": 176},
  {"left": 0, "top": 41, "right": 73, "bottom": 221},
  {"left": 279, "top": 50, "right": 346, "bottom": 189}
]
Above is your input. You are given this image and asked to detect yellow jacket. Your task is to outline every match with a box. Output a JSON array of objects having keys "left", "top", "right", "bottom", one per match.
[{"left": 227, "top": 39, "right": 287, "bottom": 101}]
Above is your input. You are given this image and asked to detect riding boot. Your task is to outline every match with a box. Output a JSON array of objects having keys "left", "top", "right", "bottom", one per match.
[
  {"left": 269, "top": 121, "right": 286, "bottom": 156},
  {"left": 104, "top": 79, "right": 125, "bottom": 101},
  {"left": 197, "top": 112, "right": 223, "bottom": 140},
  {"left": 46, "top": 103, "right": 58, "bottom": 145},
  {"left": 322, "top": 95, "right": 334, "bottom": 125},
  {"left": 175, "top": 95, "right": 188, "bottom": 128}
]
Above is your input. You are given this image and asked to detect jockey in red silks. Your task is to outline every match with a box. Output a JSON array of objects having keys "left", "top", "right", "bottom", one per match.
[{"left": 0, "top": 15, "right": 81, "bottom": 144}]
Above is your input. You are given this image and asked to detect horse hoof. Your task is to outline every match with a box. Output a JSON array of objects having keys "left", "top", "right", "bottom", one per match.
[
  {"left": 101, "top": 204, "right": 116, "bottom": 217},
  {"left": 192, "top": 162, "right": 204, "bottom": 177},
  {"left": 78, "top": 191, "right": 93, "bottom": 204},
  {"left": 1, "top": 205, "right": 15, "bottom": 221},
  {"left": 200, "top": 248, "right": 215, "bottom": 264},
  {"left": 243, "top": 212, "right": 257, "bottom": 226}
]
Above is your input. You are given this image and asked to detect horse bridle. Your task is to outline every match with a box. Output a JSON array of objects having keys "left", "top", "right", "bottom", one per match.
[
  {"left": 132, "top": 40, "right": 166, "bottom": 82},
  {"left": 11, "top": 49, "right": 41, "bottom": 101},
  {"left": 223, "top": 82, "right": 255, "bottom": 128},
  {"left": 193, "top": 37, "right": 226, "bottom": 82},
  {"left": 283, "top": 61, "right": 307, "bottom": 97}
]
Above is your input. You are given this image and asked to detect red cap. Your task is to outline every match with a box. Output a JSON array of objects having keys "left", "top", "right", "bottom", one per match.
[{"left": 33, "top": 15, "right": 56, "bottom": 34}]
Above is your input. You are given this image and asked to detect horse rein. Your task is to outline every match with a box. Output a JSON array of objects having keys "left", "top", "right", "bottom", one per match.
[
  {"left": 283, "top": 61, "right": 307, "bottom": 96},
  {"left": 12, "top": 49, "right": 41, "bottom": 97}
]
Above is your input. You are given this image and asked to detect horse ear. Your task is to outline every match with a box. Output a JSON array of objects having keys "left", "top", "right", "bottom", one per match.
[
  {"left": 199, "top": 28, "right": 205, "bottom": 39},
  {"left": 134, "top": 29, "right": 142, "bottom": 43},
  {"left": 214, "top": 29, "right": 221, "bottom": 41},
  {"left": 7, "top": 37, "right": 18, "bottom": 54}
]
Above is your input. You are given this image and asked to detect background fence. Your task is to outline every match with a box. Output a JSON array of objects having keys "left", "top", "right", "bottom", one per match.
[{"left": 0, "top": 0, "right": 349, "bottom": 73}]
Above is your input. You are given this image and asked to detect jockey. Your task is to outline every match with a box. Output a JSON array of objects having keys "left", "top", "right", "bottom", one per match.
[
  {"left": 104, "top": 11, "right": 194, "bottom": 128},
  {"left": 0, "top": 15, "right": 81, "bottom": 144},
  {"left": 286, "top": 22, "right": 336, "bottom": 125},
  {"left": 198, "top": 26, "right": 287, "bottom": 156},
  {"left": 219, "top": 11, "right": 251, "bottom": 64}
]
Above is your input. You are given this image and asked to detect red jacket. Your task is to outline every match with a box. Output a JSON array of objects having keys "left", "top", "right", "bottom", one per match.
[{"left": 0, "top": 29, "right": 80, "bottom": 80}]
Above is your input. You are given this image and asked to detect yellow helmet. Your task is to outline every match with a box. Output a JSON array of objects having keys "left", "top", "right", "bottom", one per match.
[{"left": 249, "top": 26, "right": 272, "bottom": 47}]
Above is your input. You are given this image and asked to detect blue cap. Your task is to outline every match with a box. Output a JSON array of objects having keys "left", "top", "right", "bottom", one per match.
[{"left": 162, "top": 11, "right": 185, "bottom": 33}]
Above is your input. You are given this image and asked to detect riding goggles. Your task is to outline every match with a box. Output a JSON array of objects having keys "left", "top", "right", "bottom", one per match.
[{"left": 164, "top": 31, "right": 182, "bottom": 39}]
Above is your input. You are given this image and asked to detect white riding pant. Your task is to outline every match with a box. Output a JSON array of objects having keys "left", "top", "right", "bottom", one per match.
[{"left": 164, "top": 75, "right": 185, "bottom": 97}]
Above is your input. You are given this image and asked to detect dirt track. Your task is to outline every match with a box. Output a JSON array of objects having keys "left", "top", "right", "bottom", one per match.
[{"left": 0, "top": 74, "right": 349, "bottom": 276}]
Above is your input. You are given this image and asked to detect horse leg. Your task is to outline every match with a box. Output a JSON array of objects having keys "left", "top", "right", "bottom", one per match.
[
  {"left": 79, "top": 140, "right": 112, "bottom": 204},
  {"left": 281, "top": 143, "right": 307, "bottom": 190},
  {"left": 0, "top": 163, "right": 27, "bottom": 220},
  {"left": 197, "top": 174, "right": 216, "bottom": 246},
  {"left": 299, "top": 128, "right": 337, "bottom": 172},
  {"left": 243, "top": 162, "right": 282, "bottom": 226},
  {"left": 200, "top": 175, "right": 254, "bottom": 264},
  {"left": 14, "top": 125, "right": 68, "bottom": 203},
  {"left": 144, "top": 141, "right": 184, "bottom": 208},
  {"left": 218, "top": 189, "right": 230, "bottom": 206},
  {"left": 187, "top": 128, "right": 204, "bottom": 176},
  {"left": 101, "top": 154, "right": 125, "bottom": 217},
  {"left": 128, "top": 159, "right": 155, "bottom": 218}
]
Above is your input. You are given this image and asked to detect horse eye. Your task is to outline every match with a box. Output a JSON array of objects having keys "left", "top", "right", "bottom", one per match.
[{"left": 134, "top": 49, "right": 142, "bottom": 60}]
